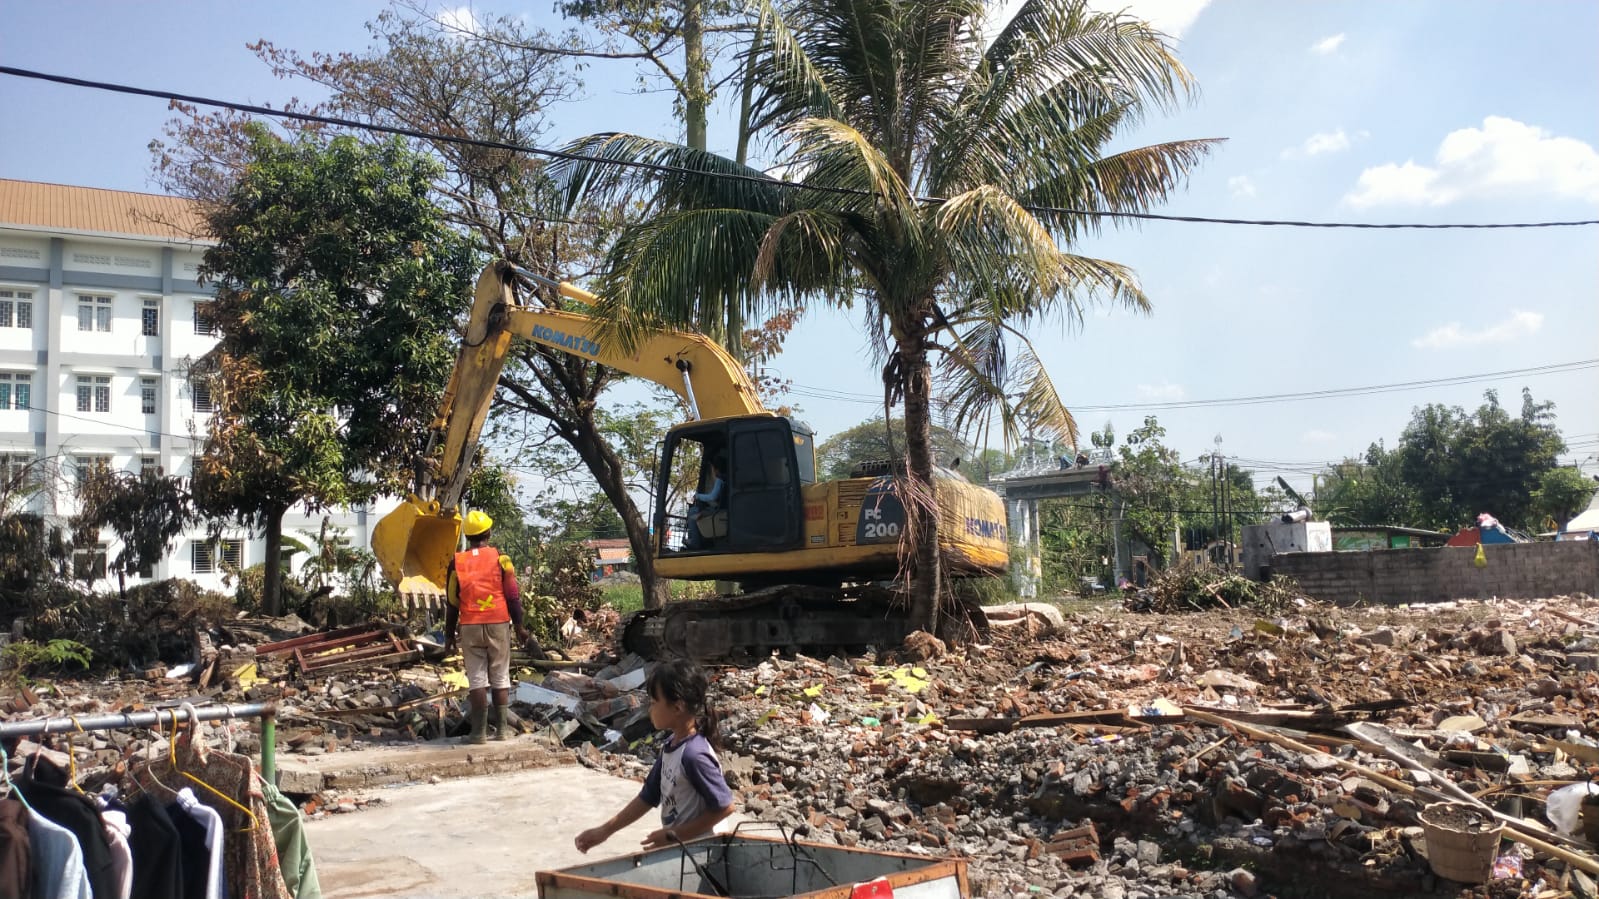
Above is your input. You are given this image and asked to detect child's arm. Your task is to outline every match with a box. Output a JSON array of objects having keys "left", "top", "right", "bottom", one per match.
[
  {"left": 575, "top": 796, "right": 652, "bottom": 853},
  {"left": 642, "top": 803, "right": 733, "bottom": 849}
]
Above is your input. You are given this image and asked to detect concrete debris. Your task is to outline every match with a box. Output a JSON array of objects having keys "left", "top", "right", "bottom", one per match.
[{"left": 10, "top": 592, "right": 1599, "bottom": 898}]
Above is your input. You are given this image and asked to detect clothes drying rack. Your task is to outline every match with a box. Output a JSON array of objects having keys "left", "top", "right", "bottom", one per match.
[{"left": 0, "top": 702, "right": 279, "bottom": 782}]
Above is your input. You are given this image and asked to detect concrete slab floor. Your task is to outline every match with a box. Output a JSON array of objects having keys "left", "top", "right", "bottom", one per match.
[{"left": 306, "top": 763, "right": 704, "bottom": 899}]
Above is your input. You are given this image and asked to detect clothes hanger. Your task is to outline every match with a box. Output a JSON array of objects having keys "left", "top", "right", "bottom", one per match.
[
  {"left": 0, "top": 744, "right": 37, "bottom": 814},
  {"left": 65, "top": 717, "right": 86, "bottom": 794},
  {"left": 171, "top": 702, "right": 258, "bottom": 833},
  {"left": 131, "top": 709, "right": 182, "bottom": 801}
]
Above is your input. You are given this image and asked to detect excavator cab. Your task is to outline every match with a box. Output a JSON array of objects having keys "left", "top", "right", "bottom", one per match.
[{"left": 655, "top": 416, "right": 812, "bottom": 556}]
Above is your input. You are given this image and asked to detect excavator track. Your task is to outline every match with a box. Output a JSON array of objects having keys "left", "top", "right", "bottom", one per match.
[{"left": 618, "top": 584, "right": 913, "bottom": 662}]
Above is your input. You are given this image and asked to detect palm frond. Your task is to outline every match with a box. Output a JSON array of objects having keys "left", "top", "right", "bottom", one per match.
[
  {"left": 935, "top": 324, "right": 1078, "bottom": 450},
  {"left": 1023, "top": 139, "right": 1222, "bottom": 237},
  {"left": 554, "top": 133, "right": 786, "bottom": 217},
  {"left": 588, "top": 208, "right": 789, "bottom": 352}
]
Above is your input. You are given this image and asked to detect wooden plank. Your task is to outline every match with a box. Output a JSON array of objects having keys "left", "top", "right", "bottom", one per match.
[
  {"left": 257, "top": 624, "right": 387, "bottom": 658},
  {"left": 944, "top": 709, "right": 1138, "bottom": 734}
]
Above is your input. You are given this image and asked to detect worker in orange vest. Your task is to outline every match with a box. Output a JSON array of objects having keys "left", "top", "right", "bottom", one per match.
[{"left": 444, "top": 510, "right": 531, "bottom": 743}]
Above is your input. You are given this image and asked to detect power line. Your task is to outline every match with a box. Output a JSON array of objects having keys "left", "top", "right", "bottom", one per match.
[
  {"left": 5, "top": 65, "right": 1598, "bottom": 231},
  {"left": 784, "top": 358, "right": 1599, "bottom": 411}
]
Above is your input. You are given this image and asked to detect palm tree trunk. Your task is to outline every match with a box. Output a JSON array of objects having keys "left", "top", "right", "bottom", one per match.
[
  {"left": 682, "top": 0, "right": 709, "bottom": 152},
  {"left": 900, "top": 343, "right": 942, "bottom": 633}
]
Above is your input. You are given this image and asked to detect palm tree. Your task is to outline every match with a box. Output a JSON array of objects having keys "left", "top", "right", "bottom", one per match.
[{"left": 557, "top": 0, "right": 1218, "bottom": 632}]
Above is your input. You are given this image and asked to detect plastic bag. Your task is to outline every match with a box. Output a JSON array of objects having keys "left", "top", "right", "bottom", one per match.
[{"left": 1545, "top": 782, "right": 1599, "bottom": 836}]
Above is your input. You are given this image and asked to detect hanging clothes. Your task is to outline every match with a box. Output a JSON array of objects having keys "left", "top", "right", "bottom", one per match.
[
  {"left": 126, "top": 796, "right": 182, "bottom": 899},
  {"left": 258, "top": 782, "right": 318, "bottom": 899},
  {"left": 94, "top": 808, "right": 130, "bottom": 899},
  {"left": 24, "top": 810, "right": 88, "bottom": 899},
  {"left": 0, "top": 798, "right": 33, "bottom": 899},
  {"left": 125, "top": 732, "right": 290, "bottom": 899},
  {"left": 170, "top": 789, "right": 225, "bottom": 899},
  {"left": 14, "top": 761, "right": 117, "bottom": 899}
]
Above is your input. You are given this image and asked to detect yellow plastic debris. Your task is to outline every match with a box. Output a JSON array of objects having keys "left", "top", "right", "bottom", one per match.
[
  {"left": 886, "top": 668, "right": 929, "bottom": 694},
  {"left": 803, "top": 684, "right": 823, "bottom": 698},
  {"left": 441, "top": 670, "right": 469, "bottom": 689},
  {"left": 233, "top": 663, "right": 260, "bottom": 689}
]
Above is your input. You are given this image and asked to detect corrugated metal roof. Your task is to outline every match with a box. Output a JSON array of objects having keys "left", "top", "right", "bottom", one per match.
[{"left": 0, "top": 178, "right": 208, "bottom": 241}]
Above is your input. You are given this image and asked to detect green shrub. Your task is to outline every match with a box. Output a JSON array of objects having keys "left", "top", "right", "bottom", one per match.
[{"left": 2, "top": 638, "right": 92, "bottom": 682}]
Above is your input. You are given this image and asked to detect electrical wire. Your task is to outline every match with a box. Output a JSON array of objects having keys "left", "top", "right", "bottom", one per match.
[
  {"left": 4, "top": 65, "right": 1598, "bottom": 231},
  {"left": 783, "top": 358, "right": 1599, "bottom": 411}
]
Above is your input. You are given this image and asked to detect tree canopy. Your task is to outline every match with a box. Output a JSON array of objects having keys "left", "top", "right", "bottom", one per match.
[
  {"left": 816, "top": 417, "right": 971, "bottom": 482},
  {"left": 194, "top": 128, "right": 475, "bottom": 614},
  {"left": 1314, "top": 389, "right": 1576, "bottom": 532},
  {"left": 557, "top": 0, "right": 1213, "bottom": 631}
]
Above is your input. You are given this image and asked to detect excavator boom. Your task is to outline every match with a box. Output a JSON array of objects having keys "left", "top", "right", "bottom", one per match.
[{"left": 372, "top": 261, "right": 764, "bottom": 600}]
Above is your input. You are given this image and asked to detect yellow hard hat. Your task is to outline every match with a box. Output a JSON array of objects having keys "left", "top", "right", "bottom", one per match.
[{"left": 463, "top": 509, "right": 494, "bottom": 537}]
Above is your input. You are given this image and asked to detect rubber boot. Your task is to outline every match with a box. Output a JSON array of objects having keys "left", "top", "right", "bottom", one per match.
[
  {"left": 493, "top": 704, "right": 513, "bottom": 741},
  {"left": 461, "top": 706, "right": 489, "bottom": 745}
]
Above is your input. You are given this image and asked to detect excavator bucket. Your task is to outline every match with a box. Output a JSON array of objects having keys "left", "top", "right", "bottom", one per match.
[{"left": 371, "top": 497, "right": 461, "bottom": 605}]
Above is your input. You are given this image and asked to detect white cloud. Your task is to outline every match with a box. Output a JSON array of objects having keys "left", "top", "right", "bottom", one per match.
[
  {"left": 1346, "top": 116, "right": 1599, "bottom": 207},
  {"left": 1137, "top": 381, "right": 1186, "bottom": 401},
  {"left": 436, "top": 6, "right": 481, "bottom": 38},
  {"left": 1310, "top": 33, "right": 1346, "bottom": 55},
  {"left": 986, "top": 0, "right": 1211, "bottom": 43},
  {"left": 1227, "top": 175, "right": 1256, "bottom": 198},
  {"left": 1411, "top": 309, "right": 1545, "bottom": 350},
  {"left": 1283, "top": 129, "right": 1353, "bottom": 159},
  {"left": 1302, "top": 429, "right": 1337, "bottom": 444}
]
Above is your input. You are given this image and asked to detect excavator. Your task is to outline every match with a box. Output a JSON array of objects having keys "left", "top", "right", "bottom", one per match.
[{"left": 371, "top": 261, "right": 1010, "bottom": 661}]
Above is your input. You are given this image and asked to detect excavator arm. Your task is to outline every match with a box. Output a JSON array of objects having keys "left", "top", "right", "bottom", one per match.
[{"left": 372, "top": 260, "right": 764, "bottom": 599}]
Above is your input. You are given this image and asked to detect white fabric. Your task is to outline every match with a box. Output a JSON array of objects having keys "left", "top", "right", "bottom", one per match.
[
  {"left": 100, "top": 807, "right": 134, "bottom": 899},
  {"left": 26, "top": 809, "right": 91, "bottom": 899},
  {"left": 174, "top": 787, "right": 227, "bottom": 899}
]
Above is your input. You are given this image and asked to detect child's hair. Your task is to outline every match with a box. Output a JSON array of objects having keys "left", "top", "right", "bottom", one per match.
[{"left": 647, "top": 659, "right": 720, "bottom": 745}]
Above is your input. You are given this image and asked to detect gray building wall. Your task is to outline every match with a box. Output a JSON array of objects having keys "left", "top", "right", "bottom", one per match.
[{"left": 1269, "top": 542, "right": 1599, "bottom": 605}]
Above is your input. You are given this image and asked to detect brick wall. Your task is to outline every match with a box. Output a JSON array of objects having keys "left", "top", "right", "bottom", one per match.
[{"left": 1267, "top": 541, "right": 1599, "bottom": 606}]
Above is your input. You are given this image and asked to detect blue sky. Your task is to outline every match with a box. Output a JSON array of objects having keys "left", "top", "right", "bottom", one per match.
[{"left": 3, "top": 0, "right": 1596, "bottom": 501}]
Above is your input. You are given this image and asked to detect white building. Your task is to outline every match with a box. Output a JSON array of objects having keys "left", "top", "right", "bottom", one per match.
[{"left": 0, "top": 178, "right": 379, "bottom": 593}]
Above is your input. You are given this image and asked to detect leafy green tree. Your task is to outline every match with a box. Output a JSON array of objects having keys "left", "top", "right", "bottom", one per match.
[
  {"left": 816, "top": 417, "right": 970, "bottom": 481},
  {"left": 1393, "top": 389, "right": 1566, "bottom": 530},
  {"left": 71, "top": 468, "right": 199, "bottom": 600},
  {"left": 1313, "top": 442, "right": 1419, "bottom": 527},
  {"left": 195, "top": 129, "right": 475, "bottom": 614},
  {"left": 1533, "top": 467, "right": 1596, "bottom": 532},
  {"left": 559, "top": 0, "right": 1213, "bottom": 631}
]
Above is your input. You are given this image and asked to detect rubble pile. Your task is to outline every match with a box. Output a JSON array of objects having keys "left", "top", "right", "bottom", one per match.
[
  {"left": 11, "top": 593, "right": 1599, "bottom": 897},
  {"left": 576, "top": 595, "right": 1599, "bottom": 898}
]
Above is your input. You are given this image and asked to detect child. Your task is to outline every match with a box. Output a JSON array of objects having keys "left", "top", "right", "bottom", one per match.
[{"left": 575, "top": 660, "right": 735, "bottom": 853}]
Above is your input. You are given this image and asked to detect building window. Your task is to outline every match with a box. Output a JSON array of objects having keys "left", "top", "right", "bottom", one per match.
[
  {"left": 194, "top": 303, "right": 217, "bottom": 336},
  {"left": 73, "top": 455, "right": 112, "bottom": 486},
  {"left": 141, "top": 377, "right": 158, "bottom": 414},
  {"left": 1, "top": 453, "right": 35, "bottom": 487},
  {"left": 192, "top": 380, "right": 214, "bottom": 413},
  {"left": 0, "top": 289, "right": 33, "bottom": 329},
  {"left": 78, "top": 295, "right": 112, "bottom": 333},
  {"left": 76, "top": 375, "right": 111, "bottom": 413},
  {"left": 142, "top": 299, "right": 160, "bottom": 336},
  {"left": 192, "top": 538, "right": 243, "bottom": 574},
  {"left": 73, "top": 544, "right": 108, "bottom": 582},
  {"left": 0, "top": 371, "right": 31, "bottom": 410},
  {"left": 140, "top": 455, "right": 158, "bottom": 477}
]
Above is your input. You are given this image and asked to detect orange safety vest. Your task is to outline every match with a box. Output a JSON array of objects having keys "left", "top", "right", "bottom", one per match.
[{"left": 453, "top": 546, "right": 510, "bottom": 625}]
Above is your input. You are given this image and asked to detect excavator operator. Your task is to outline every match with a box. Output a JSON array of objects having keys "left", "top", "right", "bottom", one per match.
[{"left": 443, "top": 510, "right": 531, "bottom": 743}]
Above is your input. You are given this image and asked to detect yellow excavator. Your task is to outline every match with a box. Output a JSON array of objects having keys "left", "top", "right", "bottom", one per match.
[{"left": 372, "top": 261, "right": 1010, "bottom": 660}]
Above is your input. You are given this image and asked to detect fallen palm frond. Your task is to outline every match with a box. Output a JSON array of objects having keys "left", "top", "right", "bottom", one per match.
[{"left": 1124, "top": 564, "right": 1306, "bottom": 614}]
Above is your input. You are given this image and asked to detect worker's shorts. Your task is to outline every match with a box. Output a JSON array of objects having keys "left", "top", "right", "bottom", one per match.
[{"left": 459, "top": 622, "right": 512, "bottom": 691}]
